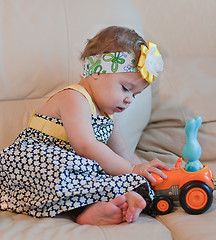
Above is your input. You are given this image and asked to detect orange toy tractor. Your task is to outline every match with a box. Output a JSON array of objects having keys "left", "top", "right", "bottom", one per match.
[
  {"left": 152, "top": 158, "right": 216, "bottom": 215},
  {"left": 151, "top": 117, "right": 216, "bottom": 215}
]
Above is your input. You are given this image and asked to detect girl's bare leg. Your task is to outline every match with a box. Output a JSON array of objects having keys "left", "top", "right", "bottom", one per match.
[{"left": 76, "top": 191, "right": 146, "bottom": 225}]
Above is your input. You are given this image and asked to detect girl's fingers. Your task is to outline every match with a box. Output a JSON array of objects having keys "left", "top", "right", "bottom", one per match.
[
  {"left": 149, "top": 167, "right": 167, "bottom": 179},
  {"left": 143, "top": 172, "right": 156, "bottom": 183},
  {"left": 132, "top": 159, "right": 170, "bottom": 182},
  {"left": 150, "top": 159, "right": 171, "bottom": 171}
]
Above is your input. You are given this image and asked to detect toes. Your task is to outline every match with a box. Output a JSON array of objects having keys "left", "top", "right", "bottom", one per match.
[
  {"left": 121, "top": 202, "right": 128, "bottom": 211},
  {"left": 121, "top": 202, "right": 128, "bottom": 222},
  {"left": 126, "top": 207, "right": 135, "bottom": 223}
]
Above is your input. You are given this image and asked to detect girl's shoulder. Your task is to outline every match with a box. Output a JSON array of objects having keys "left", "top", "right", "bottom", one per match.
[
  {"left": 46, "top": 84, "right": 97, "bottom": 115},
  {"left": 47, "top": 84, "right": 86, "bottom": 101}
]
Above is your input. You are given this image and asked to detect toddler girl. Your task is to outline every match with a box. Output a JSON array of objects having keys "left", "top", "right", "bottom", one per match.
[{"left": 0, "top": 26, "right": 169, "bottom": 225}]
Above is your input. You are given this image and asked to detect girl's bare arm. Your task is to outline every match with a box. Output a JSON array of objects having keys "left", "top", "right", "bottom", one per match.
[
  {"left": 42, "top": 90, "right": 170, "bottom": 180},
  {"left": 58, "top": 90, "right": 134, "bottom": 175},
  {"left": 107, "top": 117, "right": 142, "bottom": 165}
]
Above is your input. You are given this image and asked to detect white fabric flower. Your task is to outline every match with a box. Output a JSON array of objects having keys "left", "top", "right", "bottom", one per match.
[{"left": 145, "top": 47, "right": 164, "bottom": 77}]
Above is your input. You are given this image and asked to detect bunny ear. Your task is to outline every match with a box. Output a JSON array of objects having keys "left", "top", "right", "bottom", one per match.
[
  {"left": 194, "top": 116, "right": 202, "bottom": 137},
  {"left": 185, "top": 118, "right": 196, "bottom": 141}
]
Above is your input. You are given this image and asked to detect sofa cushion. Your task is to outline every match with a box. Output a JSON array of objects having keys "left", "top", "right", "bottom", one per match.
[{"left": 0, "top": 211, "right": 172, "bottom": 240}]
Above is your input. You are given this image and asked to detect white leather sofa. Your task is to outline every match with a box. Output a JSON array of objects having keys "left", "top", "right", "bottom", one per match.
[{"left": 1, "top": 1, "right": 216, "bottom": 239}]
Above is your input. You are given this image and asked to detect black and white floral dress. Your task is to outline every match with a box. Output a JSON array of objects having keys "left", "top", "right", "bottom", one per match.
[{"left": 0, "top": 84, "right": 155, "bottom": 218}]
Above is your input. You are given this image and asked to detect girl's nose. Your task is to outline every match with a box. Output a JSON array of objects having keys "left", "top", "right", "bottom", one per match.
[{"left": 124, "top": 95, "right": 132, "bottom": 105}]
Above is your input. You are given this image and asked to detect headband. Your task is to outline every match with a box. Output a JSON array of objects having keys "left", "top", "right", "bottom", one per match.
[{"left": 83, "top": 42, "right": 163, "bottom": 84}]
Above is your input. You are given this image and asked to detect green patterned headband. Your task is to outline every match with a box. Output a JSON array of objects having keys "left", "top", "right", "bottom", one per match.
[
  {"left": 83, "top": 42, "right": 164, "bottom": 84},
  {"left": 83, "top": 51, "right": 139, "bottom": 78}
]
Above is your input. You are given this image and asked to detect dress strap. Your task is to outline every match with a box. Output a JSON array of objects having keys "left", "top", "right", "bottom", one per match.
[{"left": 47, "top": 83, "right": 97, "bottom": 115}]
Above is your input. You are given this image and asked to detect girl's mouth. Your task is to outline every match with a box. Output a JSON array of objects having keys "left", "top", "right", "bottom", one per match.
[{"left": 116, "top": 107, "right": 125, "bottom": 112}]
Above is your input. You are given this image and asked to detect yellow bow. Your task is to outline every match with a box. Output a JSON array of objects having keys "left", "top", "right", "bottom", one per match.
[{"left": 138, "top": 42, "right": 162, "bottom": 84}]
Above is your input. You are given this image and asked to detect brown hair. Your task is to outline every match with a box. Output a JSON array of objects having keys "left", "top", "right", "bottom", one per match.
[{"left": 80, "top": 26, "right": 147, "bottom": 66}]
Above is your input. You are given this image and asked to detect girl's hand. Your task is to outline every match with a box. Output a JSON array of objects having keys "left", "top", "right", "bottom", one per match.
[{"left": 132, "top": 159, "right": 170, "bottom": 183}]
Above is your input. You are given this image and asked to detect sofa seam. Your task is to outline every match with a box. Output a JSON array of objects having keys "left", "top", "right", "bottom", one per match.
[{"left": 156, "top": 216, "right": 175, "bottom": 240}]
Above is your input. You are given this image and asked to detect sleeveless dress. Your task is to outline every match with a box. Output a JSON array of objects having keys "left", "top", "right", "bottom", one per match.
[{"left": 0, "top": 84, "right": 155, "bottom": 218}]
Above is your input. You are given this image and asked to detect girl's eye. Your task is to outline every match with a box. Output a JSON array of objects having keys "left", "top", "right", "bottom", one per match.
[
  {"left": 133, "top": 94, "right": 136, "bottom": 99},
  {"left": 122, "top": 85, "right": 129, "bottom": 92}
]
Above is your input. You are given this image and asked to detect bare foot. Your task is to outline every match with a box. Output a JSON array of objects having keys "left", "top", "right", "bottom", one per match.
[
  {"left": 76, "top": 195, "right": 128, "bottom": 225},
  {"left": 124, "top": 191, "right": 146, "bottom": 223}
]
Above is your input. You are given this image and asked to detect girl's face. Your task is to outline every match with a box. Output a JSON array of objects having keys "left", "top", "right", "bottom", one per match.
[{"left": 91, "top": 72, "right": 149, "bottom": 116}]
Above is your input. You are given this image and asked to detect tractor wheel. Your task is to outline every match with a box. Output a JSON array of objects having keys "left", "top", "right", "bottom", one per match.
[
  {"left": 154, "top": 196, "right": 173, "bottom": 215},
  {"left": 179, "top": 181, "right": 213, "bottom": 214}
]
